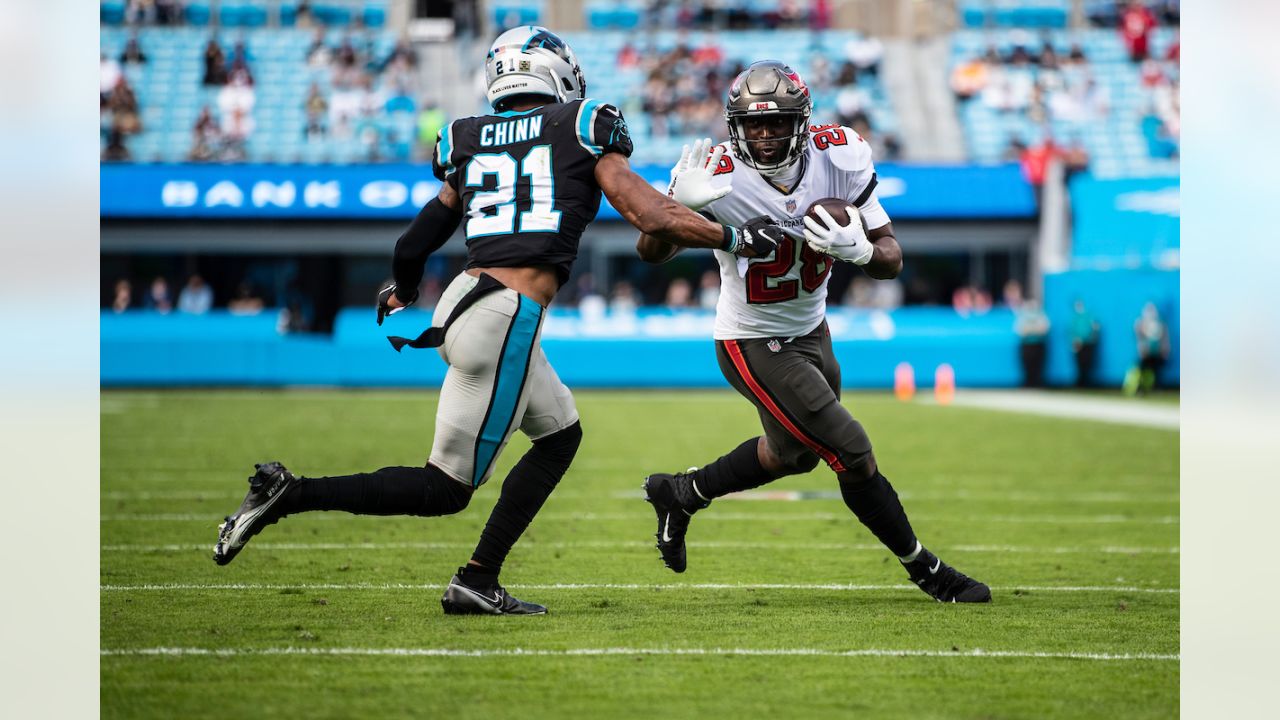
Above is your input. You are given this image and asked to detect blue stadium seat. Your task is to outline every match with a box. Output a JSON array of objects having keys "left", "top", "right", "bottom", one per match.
[
  {"left": 186, "top": 3, "right": 212, "bottom": 26},
  {"left": 364, "top": 3, "right": 388, "bottom": 28},
  {"left": 101, "top": 1, "right": 126, "bottom": 25},
  {"left": 493, "top": 5, "right": 541, "bottom": 29},
  {"left": 313, "top": 4, "right": 353, "bottom": 26},
  {"left": 586, "top": 8, "right": 612, "bottom": 30},
  {"left": 244, "top": 3, "right": 271, "bottom": 27}
]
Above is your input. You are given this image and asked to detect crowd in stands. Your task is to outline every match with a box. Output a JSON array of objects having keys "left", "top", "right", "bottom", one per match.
[
  {"left": 109, "top": 270, "right": 318, "bottom": 333},
  {"left": 950, "top": 0, "right": 1178, "bottom": 183},
  {"left": 291, "top": 30, "right": 424, "bottom": 160},
  {"left": 640, "top": 0, "right": 828, "bottom": 31},
  {"left": 951, "top": 36, "right": 1104, "bottom": 183},
  {"left": 122, "top": 0, "right": 186, "bottom": 25},
  {"left": 621, "top": 32, "right": 898, "bottom": 159},
  {"left": 1086, "top": 0, "right": 1178, "bottom": 31},
  {"left": 110, "top": 274, "right": 229, "bottom": 315},
  {"left": 100, "top": 50, "right": 145, "bottom": 161},
  {"left": 101, "top": 0, "right": 427, "bottom": 163},
  {"left": 1137, "top": 35, "right": 1178, "bottom": 159}
]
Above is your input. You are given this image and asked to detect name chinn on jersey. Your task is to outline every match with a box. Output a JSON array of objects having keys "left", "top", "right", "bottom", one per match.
[{"left": 701, "top": 124, "right": 891, "bottom": 340}]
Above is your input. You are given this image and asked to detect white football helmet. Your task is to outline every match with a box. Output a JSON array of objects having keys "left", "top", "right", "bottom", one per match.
[{"left": 484, "top": 26, "right": 586, "bottom": 109}]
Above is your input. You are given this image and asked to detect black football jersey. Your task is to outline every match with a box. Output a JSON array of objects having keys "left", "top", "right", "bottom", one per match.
[{"left": 432, "top": 99, "right": 634, "bottom": 286}]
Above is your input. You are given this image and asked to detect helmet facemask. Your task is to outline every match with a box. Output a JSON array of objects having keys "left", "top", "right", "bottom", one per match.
[{"left": 727, "top": 110, "right": 809, "bottom": 176}]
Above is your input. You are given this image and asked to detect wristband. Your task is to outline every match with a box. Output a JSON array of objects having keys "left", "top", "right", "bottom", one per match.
[{"left": 720, "top": 225, "right": 740, "bottom": 254}]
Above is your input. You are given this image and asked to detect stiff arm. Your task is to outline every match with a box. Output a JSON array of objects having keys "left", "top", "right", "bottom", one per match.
[{"left": 594, "top": 153, "right": 730, "bottom": 257}]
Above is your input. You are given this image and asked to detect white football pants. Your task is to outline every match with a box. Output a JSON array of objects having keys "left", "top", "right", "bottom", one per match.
[{"left": 427, "top": 273, "right": 579, "bottom": 487}]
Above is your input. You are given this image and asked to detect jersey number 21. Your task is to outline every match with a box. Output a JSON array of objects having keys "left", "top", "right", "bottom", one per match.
[{"left": 464, "top": 145, "right": 562, "bottom": 238}]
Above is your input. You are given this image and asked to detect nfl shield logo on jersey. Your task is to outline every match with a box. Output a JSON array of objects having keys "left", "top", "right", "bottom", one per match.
[
  {"left": 767, "top": 339, "right": 782, "bottom": 353},
  {"left": 784, "top": 198, "right": 798, "bottom": 214}
]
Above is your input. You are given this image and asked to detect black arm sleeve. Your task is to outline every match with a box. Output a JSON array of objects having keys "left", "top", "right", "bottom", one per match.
[{"left": 391, "top": 196, "right": 463, "bottom": 302}]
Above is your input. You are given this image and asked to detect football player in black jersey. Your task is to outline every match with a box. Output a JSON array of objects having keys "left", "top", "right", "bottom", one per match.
[{"left": 212, "top": 26, "right": 785, "bottom": 615}]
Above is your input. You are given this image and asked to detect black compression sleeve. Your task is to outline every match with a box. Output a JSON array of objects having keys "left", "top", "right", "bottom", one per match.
[{"left": 391, "top": 197, "right": 463, "bottom": 301}]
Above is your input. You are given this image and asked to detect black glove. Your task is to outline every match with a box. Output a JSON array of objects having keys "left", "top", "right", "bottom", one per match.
[
  {"left": 376, "top": 283, "right": 418, "bottom": 326},
  {"left": 736, "top": 215, "right": 786, "bottom": 258}
]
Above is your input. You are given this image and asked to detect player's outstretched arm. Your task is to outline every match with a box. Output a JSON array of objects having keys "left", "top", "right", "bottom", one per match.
[
  {"left": 863, "top": 223, "right": 903, "bottom": 280},
  {"left": 378, "top": 183, "right": 463, "bottom": 322},
  {"left": 635, "top": 233, "right": 682, "bottom": 264},
  {"left": 595, "top": 153, "right": 730, "bottom": 253}
]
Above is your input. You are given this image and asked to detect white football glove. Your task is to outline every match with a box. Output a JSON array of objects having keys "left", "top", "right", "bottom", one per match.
[
  {"left": 803, "top": 204, "right": 874, "bottom": 266},
  {"left": 667, "top": 137, "right": 732, "bottom": 211}
]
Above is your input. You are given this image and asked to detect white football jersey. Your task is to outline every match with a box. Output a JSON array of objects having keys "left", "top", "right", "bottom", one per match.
[{"left": 702, "top": 124, "right": 891, "bottom": 340}]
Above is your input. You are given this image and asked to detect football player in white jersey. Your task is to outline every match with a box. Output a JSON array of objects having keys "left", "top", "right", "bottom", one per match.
[{"left": 637, "top": 60, "right": 991, "bottom": 603}]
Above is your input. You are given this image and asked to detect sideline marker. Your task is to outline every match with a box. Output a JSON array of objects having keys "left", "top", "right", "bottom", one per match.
[
  {"left": 935, "top": 364, "right": 956, "bottom": 405},
  {"left": 894, "top": 362, "right": 915, "bottom": 401}
]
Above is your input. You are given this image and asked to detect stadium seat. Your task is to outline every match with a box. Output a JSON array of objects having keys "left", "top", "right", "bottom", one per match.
[
  {"left": 364, "top": 3, "right": 388, "bottom": 28},
  {"left": 101, "top": 1, "right": 126, "bottom": 25},
  {"left": 313, "top": 4, "right": 354, "bottom": 26},
  {"left": 186, "top": 3, "right": 212, "bottom": 26}
]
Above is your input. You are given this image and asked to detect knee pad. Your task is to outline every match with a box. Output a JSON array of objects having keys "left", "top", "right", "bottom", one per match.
[
  {"left": 781, "top": 452, "right": 822, "bottom": 476},
  {"left": 762, "top": 436, "right": 820, "bottom": 477},
  {"left": 531, "top": 420, "right": 582, "bottom": 472},
  {"left": 426, "top": 465, "right": 473, "bottom": 515}
]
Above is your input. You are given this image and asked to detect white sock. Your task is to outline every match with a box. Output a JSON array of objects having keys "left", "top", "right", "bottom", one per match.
[{"left": 897, "top": 540, "right": 923, "bottom": 563}]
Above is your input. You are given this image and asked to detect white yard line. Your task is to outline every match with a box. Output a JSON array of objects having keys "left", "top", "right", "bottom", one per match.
[
  {"left": 940, "top": 390, "right": 1178, "bottom": 430},
  {"left": 100, "top": 582, "right": 1179, "bottom": 594},
  {"left": 101, "top": 541, "right": 1179, "bottom": 554},
  {"left": 99, "top": 646, "right": 1178, "bottom": 662},
  {"left": 98, "top": 511, "right": 1179, "bottom": 525}
]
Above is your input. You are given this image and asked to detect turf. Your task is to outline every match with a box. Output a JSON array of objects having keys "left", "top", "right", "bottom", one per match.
[{"left": 101, "top": 390, "right": 1178, "bottom": 719}]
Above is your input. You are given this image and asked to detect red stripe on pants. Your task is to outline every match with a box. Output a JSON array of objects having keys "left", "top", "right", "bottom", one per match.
[{"left": 723, "top": 340, "right": 846, "bottom": 472}]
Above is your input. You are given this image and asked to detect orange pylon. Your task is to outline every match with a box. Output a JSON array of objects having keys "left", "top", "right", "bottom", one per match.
[
  {"left": 894, "top": 362, "right": 915, "bottom": 401},
  {"left": 935, "top": 364, "right": 956, "bottom": 405}
]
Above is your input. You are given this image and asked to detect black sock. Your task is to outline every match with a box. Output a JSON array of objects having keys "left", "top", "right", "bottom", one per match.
[
  {"left": 469, "top": 422, "right": 582, "bottom": 572},
  {"left": 285, "top": 464, "right": 472, "bottom": 517},
  {"left": 838, "top": 470, "right": 917, "bottom": 557},
  {"left": 692, "top": 437, "right": 779, "bottom": 500},
  {"left": 459, "top": 564, "right": 500, "bottom": 588}
]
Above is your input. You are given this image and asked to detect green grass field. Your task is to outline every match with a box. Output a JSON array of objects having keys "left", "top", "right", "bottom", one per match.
[{"left": 101, "top": 390, "right": 1178, "bottom": 719}]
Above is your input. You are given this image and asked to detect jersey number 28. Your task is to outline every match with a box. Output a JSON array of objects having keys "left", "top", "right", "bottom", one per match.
[
  {"left": 746, "top": 235, "right": 832, "bottom": 304},
  {"left": 464, "top": 145, "right": 562, "bottom": 238}
]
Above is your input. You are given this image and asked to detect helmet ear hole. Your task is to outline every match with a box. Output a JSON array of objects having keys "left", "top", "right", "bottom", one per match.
[{"left": 561, "top": 78, "right": 573, "bottom": 92}]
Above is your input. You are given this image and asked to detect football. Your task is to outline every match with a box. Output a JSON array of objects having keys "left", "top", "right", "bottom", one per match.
[{"left": 805, "top": 197, "right": 864, "bottom": 231}]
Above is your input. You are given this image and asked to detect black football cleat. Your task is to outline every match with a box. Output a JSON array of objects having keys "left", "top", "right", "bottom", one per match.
[
  {"left": 902, "top": 548, "right": 992, "bottom": 603},
  {"left": 440, "top": 570, "right": 547, "bottom": 615},
  {"left": 643, "top": 470, "right": 710, "bottom": 574},
  {"left": 212, "top": 462, "right": 298, "bottom": 566}
]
